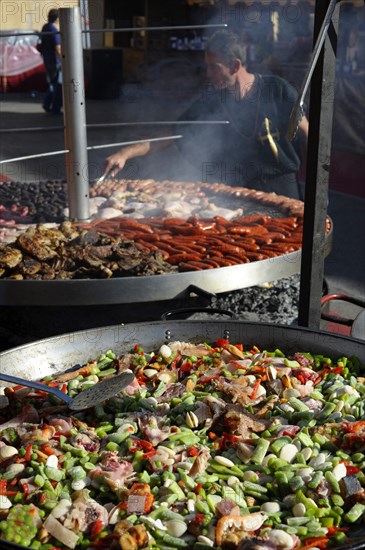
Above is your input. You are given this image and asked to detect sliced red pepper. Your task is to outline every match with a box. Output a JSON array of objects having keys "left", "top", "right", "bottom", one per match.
[
  {"left": 181, "top": 361, "right": 193, "bottom": 372},
  {"left": 216, "top": 338, "right": 229, "bottom": 348},
  {"left": 24, "top": 443, "right": 33, "bottom": 462},
  {"left": 22, "top": 482, "right": 29, "bottom": 496},
  {"left": 299, "top": 537, "right": 329, "bottom": 550},
  {"left": 188, "top": 446, "right": 200, "bottom": 457},
  {"left": 250, "top": 378, "right": 261, "bottom": 400},
  {"left": 129, "top": 439, "right": 154, "bottom": 453},
  {"left": 40, "top": 443, "right": 56, "bottom": 456},
  {"left": 220, "top": 432, "right": 241, "bottom": 450},
  {"left": 90, "top": 519, "right": 104, "bottom": 539},
  {"left": 345, "top": 465, "right": 361, "bottom": 474},
  {"left": 194, "top": 513, "right": 206, "bottom": 525},
  {"left": 234, "top": 343, "right": 243, "bottom": 351},
  {"left": 194, "top": 482, "right": 203, "bottom": 494}
]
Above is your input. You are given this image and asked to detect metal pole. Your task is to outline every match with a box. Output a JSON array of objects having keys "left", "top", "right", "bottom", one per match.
[
  {"left": 298, "top": 0, "right": 340, "bottom": 329},
  {"left": 80, "top": 0, "right": 91, "bottom": 49},
  {"left": 59, "top": 7, "right": 90, "bottom": 220}
]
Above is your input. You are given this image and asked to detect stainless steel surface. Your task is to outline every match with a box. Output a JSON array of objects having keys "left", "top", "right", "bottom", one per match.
[
  {"left": 286, "top": 0, "right": 338, "bottom": 141},
  {"left": 0, "top": 321, "right": 363, "bottom": 383},
  {"left": 60, "top": 7, "right": 90, "bottom": 221},
  {"left": 0, "top": 371, "right": 135, "bottom": 410},
  {"left": 0, "top": 223, "right": 333, "bottom": 307}
]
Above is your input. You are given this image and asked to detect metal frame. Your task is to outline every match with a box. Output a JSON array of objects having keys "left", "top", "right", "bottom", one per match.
[{"left": 298, "top": 0, "right": 341, "bottom": 329}]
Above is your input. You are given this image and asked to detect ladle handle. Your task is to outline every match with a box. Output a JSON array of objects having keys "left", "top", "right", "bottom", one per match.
[{"left": 0, "top": 373, "right": 72, "bottom": 405}]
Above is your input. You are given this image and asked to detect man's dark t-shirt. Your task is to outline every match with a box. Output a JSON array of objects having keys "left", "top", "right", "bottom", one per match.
[
  {"left": 175, "top": 75, "right": 302, "bottom": 199},
  {"left": 41, "top": 22, "right": 61, "bottom": 69}
]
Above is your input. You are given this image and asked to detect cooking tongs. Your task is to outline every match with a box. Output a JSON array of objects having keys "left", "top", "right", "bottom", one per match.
[{"left": 286, "top": 0, "right": 338, "bottom": 141}]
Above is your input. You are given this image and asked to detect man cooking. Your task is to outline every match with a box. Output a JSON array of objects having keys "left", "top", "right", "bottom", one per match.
[{"left": 104, "top": 29, "right": 308, "bottom": 200}]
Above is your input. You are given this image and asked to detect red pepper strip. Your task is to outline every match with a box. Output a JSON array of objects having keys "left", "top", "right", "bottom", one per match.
[
  {"left": 250, "top": 378, "right": 261, "bottom": 400},
  {"left": 234, "top": 343, "right": 243, "bottom": 351},
  {"left": 129, "top": 439, "right": 154, "bottom": 453},
  {"left": 188, "top": 446, "right": 200, "bottom": 457},
  {"left": 24, "top": 443, "right": 33, "bottom": 462},
  {"left": 40, "top": 443, "right": 56, "bottom": 456},
  {"left": 216, "top": 339, "right": 229, "bottom": 347},
  {"left": 299, "top": 537, "right": 329, "bottom": 550},
  {"left": 181, "top": 361, "right": 193, "bottom": 372},
  {"left": 90, "top": 519, "right": 104, "bottom": 538},
  {"left": 0, "top": 480, "right": 7, "bottom": 493},
  {"left": 22, "top": 482, "right": 29, "bottom": 496},
  {"left": 220, "top": 432, "right": 241, "bottom": 450},
  {"left": 143, "top": 449, "right": 156, "bottom": 459},
  {"left": 61, "top": 383, "right": 67, "bottom": 393},
  {"left": 326, "top": 526, "right": 349, "bottom": 535},
  {"left": 345, "top": 465, "right": 361, "bottom": 474},
  {"left": 208, "top": 431, "right": 218, "bottom": 440},
  {"left": 194, "top": 513, "right": 206, "bottom": 525},
  {"left": 194, "top": 483, "right": 203, "bottom": 495}
]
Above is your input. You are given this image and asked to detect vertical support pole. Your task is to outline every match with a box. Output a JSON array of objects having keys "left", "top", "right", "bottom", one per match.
[
  {"left": 298, "top": 0, "right": 340, "bottom": 329},
  {"left": 80, "top": 0, "right": 91, "bottom": 49},
  {"left": 59, "top": 7, "right": 90, "bottom": 220}
]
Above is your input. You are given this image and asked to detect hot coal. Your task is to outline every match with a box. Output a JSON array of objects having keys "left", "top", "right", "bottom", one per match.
[
  {"left": 191, "top": 274, "right": 301, "bottom": 326},
  {"left": 0, "top": 180, "right": 67, "bottom": 222}
]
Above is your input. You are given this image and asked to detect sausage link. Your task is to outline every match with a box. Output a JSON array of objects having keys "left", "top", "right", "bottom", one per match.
[
  {"left": 246, "top": 224, "right": 269, "bottom": 235},
  {"left": 168, "top": 253, "right": 203, "bottom": 265},
  {"left": 166, "top": 224, "right": 198, "bottom": 236},
  {"left": 234, "top": 215, "right": 270, "bottom": 225},
  {"left": 174, "top": 244, "right": 207, "bottom": 254},
  {"left": 265, "top": 232, "right": 287, "bottom": 241},
  {"left": 154, "top": 242, "right": 178, "bottom": 254},
  {"left": 265, "top": 225, "right": 292, "bottom": 236},
  {"left": 163, "top": 217, "right": 189, "bottom": 227},
  {"left": 213, "top": 215, "right": 231, "bottom": 226},
  {"left": 227, "top": 225, "right": 253, "bottom": 235},
  {"left": 118, "top": 219, "right": 154, "bottom": 233},
  {"left": 244, "top": 252, "right": 268, "bottom": 262},
  {"left": 178, "top": 262, "right": 203, "bottom": 271},
  {"left": 224, "top": 255, "right": 250, "bottom": 264},
  {"left": 234, "top": 241, "right": 260, "bottom": 252},
  {"left": 209, "top": 256, "right": 237, "bottom": 266},
  {"left": 252, "top": 236, "right": 273, "bottom": 246}
]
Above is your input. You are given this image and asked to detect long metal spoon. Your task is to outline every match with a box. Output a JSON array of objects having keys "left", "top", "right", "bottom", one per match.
[{"left": 0, "top": 371, "right": 135, "bottom": 411}]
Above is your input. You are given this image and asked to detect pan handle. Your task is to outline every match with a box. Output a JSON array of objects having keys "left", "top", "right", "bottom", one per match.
[
  {"left": 161, "top": 307, "right": 236, "bottom": 321},
  {"left": 321, "top": 293, "right": 365, "bottom": 326}
]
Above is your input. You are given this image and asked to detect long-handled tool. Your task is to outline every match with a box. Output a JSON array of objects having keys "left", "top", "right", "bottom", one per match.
[
  {"left": 286, "top": 0, "right": 338, "bottom": 141},
  {"left": 0, "top": 371, "right": 135, "bottom": 411}
]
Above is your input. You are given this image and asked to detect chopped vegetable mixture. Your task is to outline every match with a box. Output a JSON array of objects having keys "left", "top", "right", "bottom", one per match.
[{"left": 0, "top": 340, "right": 364, "bottom": 549}]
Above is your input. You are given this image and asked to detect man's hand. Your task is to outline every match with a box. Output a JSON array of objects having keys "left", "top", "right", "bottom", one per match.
[{"left": 104, "top": 150, "right": 128, "bottom": 178}]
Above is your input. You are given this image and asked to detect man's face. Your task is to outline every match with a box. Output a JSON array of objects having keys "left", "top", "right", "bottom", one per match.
[{"left": 204, "top": 51, "right": 236, "bottom": 89}]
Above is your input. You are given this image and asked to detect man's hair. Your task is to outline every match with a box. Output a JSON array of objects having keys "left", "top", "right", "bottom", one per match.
[
  {"left": 48, "top": 9, "right": 59, "bottom": 23},
  {"left": 206, "top": 30, "right": 247, "bottom": 67}
]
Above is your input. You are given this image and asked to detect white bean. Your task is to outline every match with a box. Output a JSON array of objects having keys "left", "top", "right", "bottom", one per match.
[
  {"left": 165, "top": 520, "right": 187, "bottom": 538},
  {"left": 214, "top": 455, "right": 235, "bottom": 468},
  {"left": 301, "top": 447, "right": 312, "bottom": 461},
  {"left": 292, "top": 502, "right": 306, "bottom": 517},
  {"left": 51, "top": 498, "right": 72, "bottom": 519},
  {"left": 279, "top": 443, "right": 298, "bottom": 463},
  {"left": 268, "top": 529, "right": 295, "bottom": 549},
  {"left": 309, "top": 452, "right": 326, "bottom": 468},
  {"left": 227, "top": 475, "right": 241, "bottom": 486},
  {"left": 46, "top": 454, "right": 58, "bottom": 468},
  {"left": 0, "top": 445, "right": 18, "bottom": 461},
  {"left": 261, "top": 502, "right": 281, "bottom": 514},
  {"left": 159, "top": 344, "right": 172, "bottom": 359},
  {"left": 71, "top": 479, "right": 86, "bottom": 491},
  {"left": 197, "top": 535, "right": 214, "bottom": 546},
  {"left": 0, "top": 495, "right": 12, "bottom": 509},
  {"left": 332, "top": 462, "right": 347, "bottom": 481}
]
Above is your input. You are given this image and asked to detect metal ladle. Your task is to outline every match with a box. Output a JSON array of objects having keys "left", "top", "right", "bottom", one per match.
[{"left": 0, "top": 371, "right": 135, "bottom": 411}]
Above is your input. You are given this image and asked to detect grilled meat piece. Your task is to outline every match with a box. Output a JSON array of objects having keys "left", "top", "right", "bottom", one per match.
[{"left": 0, "top": 245, "right": 23, "bottom": 268}]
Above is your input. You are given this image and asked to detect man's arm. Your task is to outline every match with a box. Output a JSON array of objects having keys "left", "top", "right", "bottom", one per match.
[{"left": 104, "top": 135, "right": 172, "bottom": 177}]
